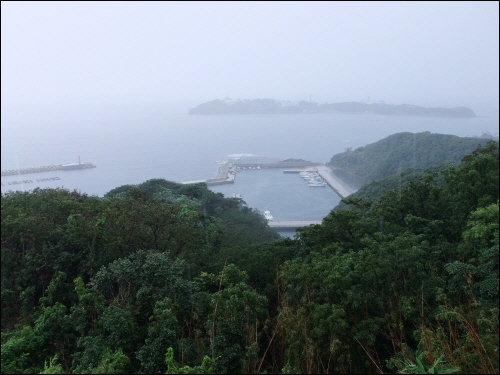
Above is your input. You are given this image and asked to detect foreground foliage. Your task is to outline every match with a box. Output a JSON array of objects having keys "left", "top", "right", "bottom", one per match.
[{"left": 1, "top": 141, "right": 498, "bottom": 373}]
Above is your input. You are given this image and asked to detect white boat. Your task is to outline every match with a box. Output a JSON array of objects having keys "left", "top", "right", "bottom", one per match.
[
  {"left": 309, "top": 182, "right": 327, "bottom": 187},
  {"left": 264, "top": 210, "right": 274, "bottom": 221}
]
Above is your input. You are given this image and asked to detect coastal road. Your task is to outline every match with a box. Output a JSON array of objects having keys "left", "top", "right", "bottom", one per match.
[
  {"left": 268, "top": 220, "right": 322, "bottom": 229},
  {"left": 316, "top": 165, "right": 358, "bottom": 198}
]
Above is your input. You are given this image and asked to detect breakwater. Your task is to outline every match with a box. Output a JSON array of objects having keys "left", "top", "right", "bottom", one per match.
[
  {"left": 1, "top": 162, "right": 96, "bottom": 176},
  {"left": 181, "top": 163, "right": 236, "bottom": 186},
  {"left": 267, "top": 220, "right": 323, "bottom": 230},
  {"left": 206, "top": 163, "right": 236, "bottom": 185}
]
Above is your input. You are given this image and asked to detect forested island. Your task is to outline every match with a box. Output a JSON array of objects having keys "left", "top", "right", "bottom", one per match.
[
  {"left": 1, "top": 135, "right": 498, "bottom": 374},
  {"left": 189, "top": 98, "right": 476, "bottom": 118},
  {"left": 329, "top": 131, "right": 496, "bottom": 186}
]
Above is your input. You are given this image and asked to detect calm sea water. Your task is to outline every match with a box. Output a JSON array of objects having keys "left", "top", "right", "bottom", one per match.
[{"left": 2, "top": 107, "right": 498, "bottom": 224}]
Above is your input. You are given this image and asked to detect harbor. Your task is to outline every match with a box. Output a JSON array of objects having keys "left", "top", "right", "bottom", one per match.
[
  {"left": 208, "top": 166, "right": 342, "bottom": 235},
  {"left": 1, "top": 153, "right": 355, "bottom": 234},
  {"left": 203, "top": 155, "right": 359, "bottom": 235},
  {"left": 182, "top": 155, "right": 321, "bottom": 186},
  {"left": 183, "top": 154, "right": 358, "bottom": 199}
]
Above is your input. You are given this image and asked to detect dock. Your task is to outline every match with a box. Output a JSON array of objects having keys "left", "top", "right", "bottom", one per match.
[
  {"left": 1, "top": 161, "right": 96, "bottom": 176},
  {"left": 268, "top": 220, "right": 322, "bottom": 230},
  {"left": 283, "top": 169, "right": 317, "bottom": 173},
  {"left": 282, "top": 165, "right": 357, "bottom": 198},
  {"left": 315, "top": 165, "right": 357, "bottom": 198}
]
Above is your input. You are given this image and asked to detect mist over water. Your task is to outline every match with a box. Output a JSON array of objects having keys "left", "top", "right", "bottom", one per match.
[
  {"left": 2, "top": 1, "right": 498, "bottom": 224},
  {"left": 1, "top": 3, "right": 499, "bottom": 368},
  {"left": 2, "top": 107, "right": 498, "bottom": 223}
]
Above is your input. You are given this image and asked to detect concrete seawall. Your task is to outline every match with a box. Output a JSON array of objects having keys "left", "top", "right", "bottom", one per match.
[
  {"left": 182, "top": 163, "right": 237, "bottom": 186},
  {"left": 315, "top": 165, "right": 358, "bottom": 198},
  {"left": 281, "top": 166, "right": 358, "bottom": 198},
  {"left": 2, "top": 162, "right": 96, "bottom": 176}
]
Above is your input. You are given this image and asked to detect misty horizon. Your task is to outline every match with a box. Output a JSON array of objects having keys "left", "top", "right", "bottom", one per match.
[{"left": 2, "top": 1, "right": 499, "bottom": 122}]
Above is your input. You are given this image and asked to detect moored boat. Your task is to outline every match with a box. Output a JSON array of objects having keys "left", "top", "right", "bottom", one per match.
[{"left": 264, "top": 210, "right": 274, "bottom": 221}]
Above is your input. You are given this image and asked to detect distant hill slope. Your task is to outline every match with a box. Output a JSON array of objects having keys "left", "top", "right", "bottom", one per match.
[
  {"left": 328, "top": 132, "right": 493, "bottom": 185},
  {"left": 333, "top": 163, "right": 450, "bottom": 212},
  {"left": 189, "top": 99, "right": 476, "bottom": 118}
]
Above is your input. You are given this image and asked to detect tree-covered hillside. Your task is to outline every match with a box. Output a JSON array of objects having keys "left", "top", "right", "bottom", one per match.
[
  {"left": 1, "top": 141, "right": 498, "bottom": 374},
  {"left": 328, "top": 132, "right": 493, "bottom": 185},
  {"left": 334, "top": 163, "right": 451, "bottom": 212}
]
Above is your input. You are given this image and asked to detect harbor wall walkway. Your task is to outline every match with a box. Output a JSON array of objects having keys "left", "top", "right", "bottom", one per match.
[
  {"left": 268, "top": 220, "right": 322, "bottom": 230},
  {"left": 315, "top": 165, "right": 358, "bottom": 198}
]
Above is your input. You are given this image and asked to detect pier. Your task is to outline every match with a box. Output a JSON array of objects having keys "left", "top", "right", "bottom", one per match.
[
  {"left": 268, "top": 220, "right": 322, "bottom": 230},
  {"left": 205, "top": 163, "right": 236, "bottom": 185},
  {"left": 283, "top": 168, "right": 318, "bottom": 174},
  {"left": 1, "top": 160, "right": 96, "bottom": 177},
  {"left": 282, "top": 166, "right": 357, "bottom": 198},
  {"left": 315, "top": 165, "right": 357, "bottom": 198},
  {"left": 182, "top": 162, "right": 239, "bottom": 186}
]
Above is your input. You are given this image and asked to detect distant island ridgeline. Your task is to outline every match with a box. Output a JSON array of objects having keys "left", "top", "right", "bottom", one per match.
[{"left": 189, "top": 98, "right": 476, "bottom": 118}]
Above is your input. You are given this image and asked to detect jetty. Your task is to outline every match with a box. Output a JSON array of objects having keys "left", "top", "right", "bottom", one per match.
[
  {"left": 181, "top": 163, "right": 237, "bottom": 186},
  {"left": 315, "top": 165, "right": 357, "bottom": 198},
  {"left": 267, "top": 220, "right": 322, "bottom": 230},
  {"left": 1, "top": 157, "right": 96, "bottom": 177},
  {"left": 206, "top": 162, "right": 236, "bottom": 185}
]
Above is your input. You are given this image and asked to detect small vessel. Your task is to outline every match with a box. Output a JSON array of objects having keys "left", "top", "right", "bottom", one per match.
[{"left": 264, "top": 210, "right": 274, "bottom": 221}]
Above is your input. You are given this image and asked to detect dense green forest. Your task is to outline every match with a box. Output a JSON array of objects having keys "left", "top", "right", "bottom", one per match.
[
  {"left": 1, "top": 140, "right": 498, "bottom": 374},
  {"left": 328, "top": 132, "right": 494, "bottom": 185},
  {"left": 333, "top": 164, "right": 449, "bottom": 212}
]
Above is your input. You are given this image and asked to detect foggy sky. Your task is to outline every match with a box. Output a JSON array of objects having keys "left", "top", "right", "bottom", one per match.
[{"left": 1, "top": 1, "right": 499, "bottom": 114}]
